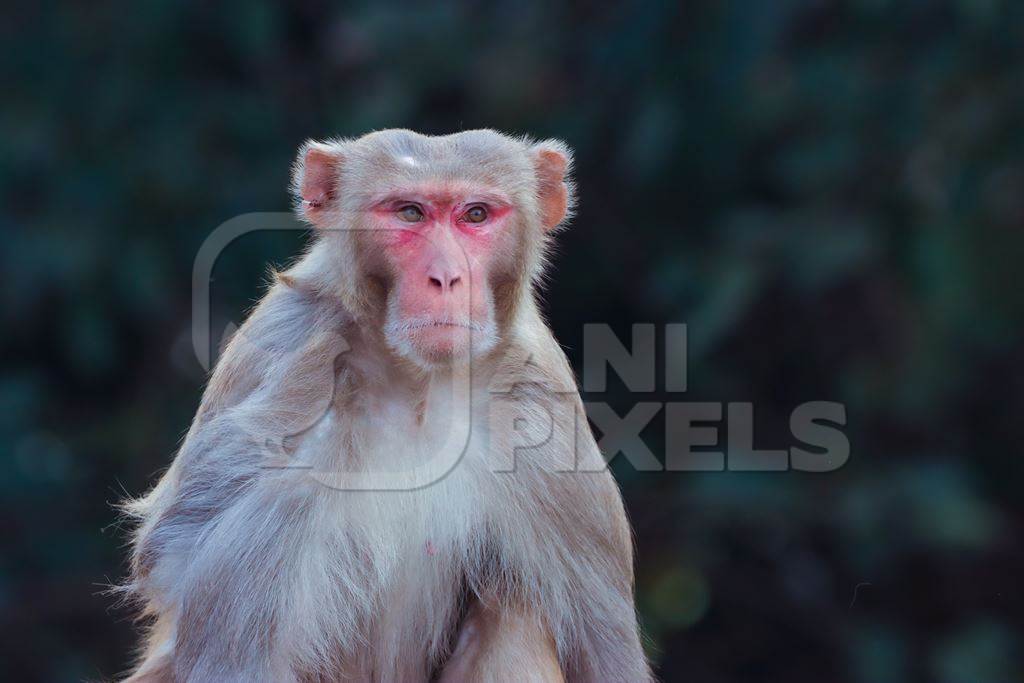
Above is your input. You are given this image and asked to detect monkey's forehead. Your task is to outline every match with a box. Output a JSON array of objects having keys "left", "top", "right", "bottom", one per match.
[
  {"left": 354, "top": 128, "right": 526, "bottom": 154},
  {"left": 342, "top": 129, "right": 534, "bottom": 178}
]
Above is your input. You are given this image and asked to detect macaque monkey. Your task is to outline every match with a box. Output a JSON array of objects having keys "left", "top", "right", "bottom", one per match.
[{"left": 121, "top": 130, "right": 651, "bottom": 682}]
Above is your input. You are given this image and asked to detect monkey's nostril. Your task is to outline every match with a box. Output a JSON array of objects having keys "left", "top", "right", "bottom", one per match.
[
  {"left": 429, "top": 276, "right": 444, "bottom": 290},
  {"left": 449, "top": 275, "right": 462, "bottom": 289}
]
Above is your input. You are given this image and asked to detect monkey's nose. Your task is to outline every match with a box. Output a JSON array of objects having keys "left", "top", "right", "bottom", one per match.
[{"left": 427, "top": 268, "right": 463, "bottom": 293}]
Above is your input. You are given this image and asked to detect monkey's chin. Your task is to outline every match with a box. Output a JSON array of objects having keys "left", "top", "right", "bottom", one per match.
[
  {"left": 388, "top": 322, "right": 498, "bottom": 370},
  {"left": 413, "top": 329, "right": 471, "bottom": 365}
]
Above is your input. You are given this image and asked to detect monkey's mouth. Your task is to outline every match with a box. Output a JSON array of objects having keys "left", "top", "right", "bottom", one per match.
[
  {"left": 385, "top": 310, "right": 498, "bottom": 363},
  {"left": 405, "top": 319, "right": 484, "bottom": 332}
]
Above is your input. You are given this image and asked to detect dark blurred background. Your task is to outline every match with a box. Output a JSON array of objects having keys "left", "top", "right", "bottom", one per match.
[{"left": 2, "top": 1, "right": 1023, "bottom": 681}]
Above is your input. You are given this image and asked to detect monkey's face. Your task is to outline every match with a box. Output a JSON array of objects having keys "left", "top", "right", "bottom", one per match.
[
  {"left": 294, "top": 130, "right": 573, "bottom": 369},
  {"left": 372, "top": 184, "right": 512, "bottom": 366}
]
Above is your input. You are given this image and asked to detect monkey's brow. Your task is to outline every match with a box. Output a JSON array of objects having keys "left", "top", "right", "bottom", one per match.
[{"left": 367, "top": 188, "right": 513, "bottom": 208}]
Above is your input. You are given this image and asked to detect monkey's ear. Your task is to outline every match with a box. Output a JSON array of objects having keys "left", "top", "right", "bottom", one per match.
[
  {"left": 292, "top": 140, "right": 344, "bottom": 225},
  {"left": 531, "top": 140, "right": 575, "bottom": 232}
]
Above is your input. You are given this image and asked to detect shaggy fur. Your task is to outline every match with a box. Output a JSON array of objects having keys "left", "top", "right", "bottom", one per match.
[{"left": 120, "top": 130, "right": 651, "bottom": 682}]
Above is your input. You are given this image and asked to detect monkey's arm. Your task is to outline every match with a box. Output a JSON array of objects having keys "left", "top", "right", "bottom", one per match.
[
  {"left": 487, "top": 334, "right": 653, "bottom": 683},
  {"left": 438, "top": 598, "right": 564, "bottom": 683},
  {"left": 123, "top": 285, "right": 349, "bottom": 682}
]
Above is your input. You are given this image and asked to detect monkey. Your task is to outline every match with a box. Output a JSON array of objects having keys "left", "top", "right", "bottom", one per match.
[{"left": 120, "top": 129, "right": 652, "bottom": 682}]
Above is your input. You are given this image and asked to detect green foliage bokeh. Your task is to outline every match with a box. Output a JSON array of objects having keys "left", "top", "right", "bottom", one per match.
[{"left": 1, "top": 2, "right": 1022, "bottom": 681}]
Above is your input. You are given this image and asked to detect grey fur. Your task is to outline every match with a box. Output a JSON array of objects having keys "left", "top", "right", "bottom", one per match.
[{"left": 121, "top": 130, "right": 651, "bottom": 682}]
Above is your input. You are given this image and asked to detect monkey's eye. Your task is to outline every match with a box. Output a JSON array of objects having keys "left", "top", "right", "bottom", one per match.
[
  {"left": 462, "top": 205, "right": 488, "bottom": 223},
  {"left": 397, "top": 205, "right": 424, "bottom": 222}
]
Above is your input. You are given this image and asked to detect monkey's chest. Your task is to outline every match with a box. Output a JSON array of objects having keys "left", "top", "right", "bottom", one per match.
[
  {"left": 290, "top": 400, "right": 517, "bottom": 678},
  {"left": 294, "top": 392, "right": 498, "bottom": 559},
  {"left": 301, "top": 395, "right": 496, "bottom": 572},
  {"left": 327, "top": 435, "right": 492, "bottom": 678}
]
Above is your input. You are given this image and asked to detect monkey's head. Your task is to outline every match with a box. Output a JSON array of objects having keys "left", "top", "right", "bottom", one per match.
[{"left": 292, "top": 129, "right": 574, "bottom": 368}]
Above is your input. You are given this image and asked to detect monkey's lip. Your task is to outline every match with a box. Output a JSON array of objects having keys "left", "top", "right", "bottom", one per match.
[{"left": 407, "top": 319, "right": 480, "bottom": 331}]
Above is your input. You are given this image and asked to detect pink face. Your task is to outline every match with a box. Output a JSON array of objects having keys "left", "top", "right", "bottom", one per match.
[{"left": 370, "top": 184, "right": 515, "bottom": 365}]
